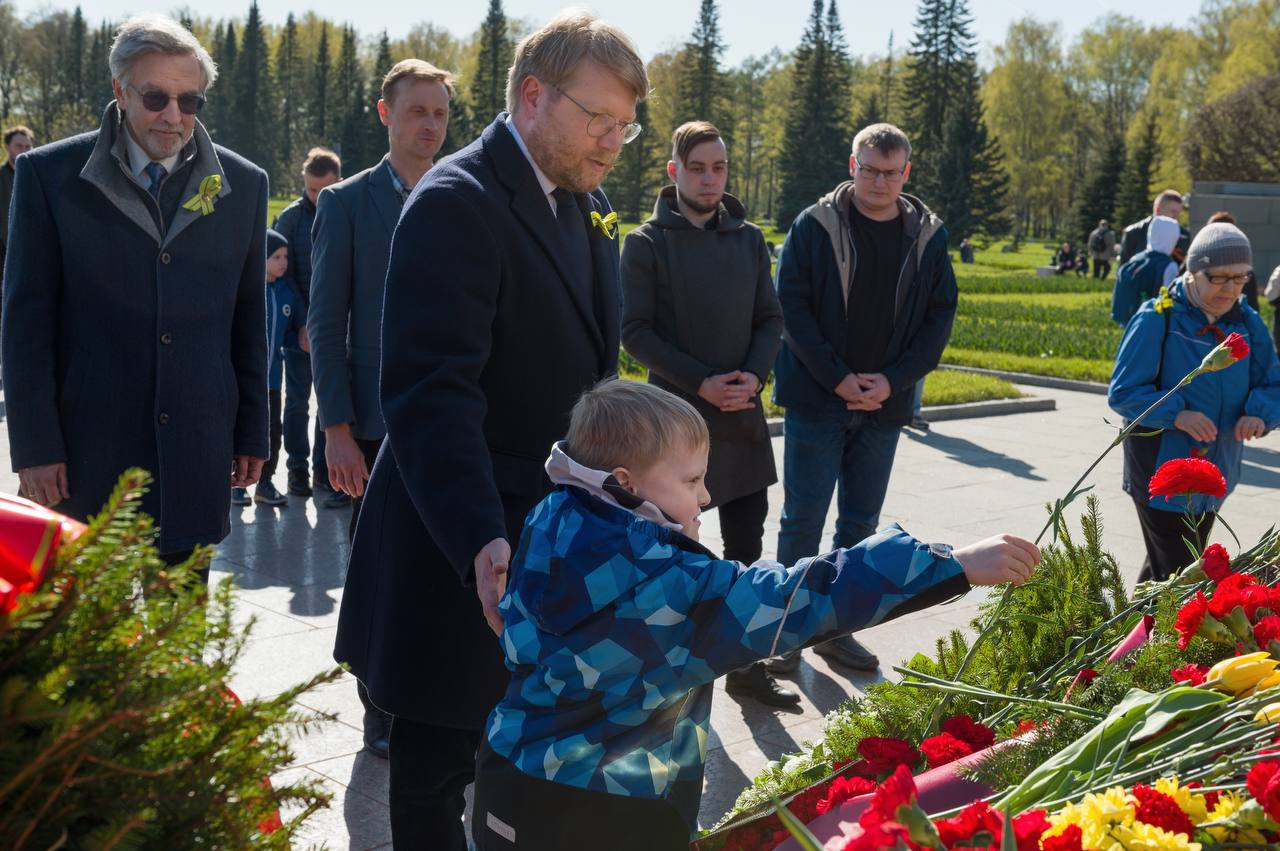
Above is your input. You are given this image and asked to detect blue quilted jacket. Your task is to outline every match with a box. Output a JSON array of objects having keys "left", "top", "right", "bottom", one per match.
[{"left": 485, "top": 477, "right": 969, "bottom": 829}]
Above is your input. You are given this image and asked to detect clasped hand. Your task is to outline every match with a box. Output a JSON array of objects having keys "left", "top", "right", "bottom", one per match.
[
  {"left": 836, "top": 372, "right": 891, "bottom": 411},
  {"left": 699, "top": 371, "right": 760, "bottom": 412}
]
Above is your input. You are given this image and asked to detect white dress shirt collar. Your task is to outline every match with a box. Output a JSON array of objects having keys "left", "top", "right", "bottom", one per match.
[{"left": 505, "top": 115, "right": 560, "bottom": 216}]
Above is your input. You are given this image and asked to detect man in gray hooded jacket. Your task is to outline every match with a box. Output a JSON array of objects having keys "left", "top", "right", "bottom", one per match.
[{"left": 621, "top": 120, "right": 795, "bottom": 707}]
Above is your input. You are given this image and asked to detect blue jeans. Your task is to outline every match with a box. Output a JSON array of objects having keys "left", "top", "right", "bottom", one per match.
[
  {"left": 777, "top": 406, "right": 902, "bottom": 566},
  {"left": 282, "top": 347, "right": 326, "bottom": 479}
]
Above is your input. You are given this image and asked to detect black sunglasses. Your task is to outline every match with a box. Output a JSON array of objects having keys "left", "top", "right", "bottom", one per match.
[{"left": 128, "top": 84, "right": 206, "bottom": 116}]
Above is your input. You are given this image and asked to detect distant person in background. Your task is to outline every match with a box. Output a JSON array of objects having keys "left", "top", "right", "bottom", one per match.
[
  {"left": 1074, "top": 244, "right": 1089, "bottom": 277},
  {"left": 1120, "top": 189, "right": 1190, "bottom": 267},
  {"left": 1205, "top": 211, "right": 1259, "bottom": 310},
  {"left": 958, "top": 238, "right": 975, "bottom": 264},
  {"left": 0, "top": 125, "right": 34, "bottom": 282},
  {"left": 1051, "top": 242, "right": 1078, "bottom": 274},
  {"left": 273, "top": 147, "right": 342, "bottom": 502},
  {"left": 1111, "top": 215, "right": 1180, "bottom": 326},
  {"left": 1088, "top": 219, "right": 1115, "bottom": 279},
  {"left": 1110, "top": 223, "right": 1280, "bottom": 582}
]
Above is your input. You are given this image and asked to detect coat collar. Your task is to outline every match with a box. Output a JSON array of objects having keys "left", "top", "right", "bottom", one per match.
[
  {"left": 483, "top": 113, "right": 610, "bottom": 361},
  {"left": 79, "top": 101, "right": 232, "bottom": 248},
  {"left": 366, "top": 154, "right": 403, "bottom": 238}
]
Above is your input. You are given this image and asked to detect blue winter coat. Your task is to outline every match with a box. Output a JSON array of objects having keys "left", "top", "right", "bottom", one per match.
[
  {"left": 485, "top": 484, "right": 969, "bottom": 830},
  {"left": 1109, "top": 279, "right": 1280, "bottom": 514},
  {"left": 266, "top": 277, "right": 305, "bottom": 391}
]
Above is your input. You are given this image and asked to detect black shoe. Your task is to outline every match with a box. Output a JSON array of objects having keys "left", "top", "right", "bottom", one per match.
[
  {"left": 765, "top": 650, "right": 802, "bottom": 676},
  {"left": 288, "top": 469, "right": 312, "bottom": 497},
  {"left": 910, "top": 415, "right": 931, "bottom": 432},
  {"left": 254, "top": 479, "right": 288, "bottom": 507},
  {"left": 322, "top": 488, "right": 352, "bottom": 509},
  {"left": 230, "top": 487, "right": 251, "bottom": 506},
  {"left": 814, "top": 635, "right": 880, "bottom": 672},
  {"left": 363, "top": 710, "right": 391, "bottom": 759},
  {"left": 725, "top": 663, "right": 801, "bottom": 708}
]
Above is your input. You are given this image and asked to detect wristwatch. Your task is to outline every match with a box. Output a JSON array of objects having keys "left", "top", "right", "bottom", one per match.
[{"left": 928, "top": 542, "right": 954, "bottom": 561}]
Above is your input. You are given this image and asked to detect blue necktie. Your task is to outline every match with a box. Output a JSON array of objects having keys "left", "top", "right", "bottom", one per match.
[{"left": 143, "top": 161, "right": 166, "bottom": 199}]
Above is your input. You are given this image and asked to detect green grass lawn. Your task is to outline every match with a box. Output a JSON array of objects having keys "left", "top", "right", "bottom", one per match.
[
  {"left": 923, "top": 369, "right": 1022, "bottom": 406},
  {"left": 267, "top": 196, "right": 292, "bottom": 224}
]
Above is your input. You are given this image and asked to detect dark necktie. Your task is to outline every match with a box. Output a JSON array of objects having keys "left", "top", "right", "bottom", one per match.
[
  {"left": 143, "top": 161, "right": 166, "bottom": 199},
  {"left": 550, "top": 187, "right": 596, "bottom": 314}
]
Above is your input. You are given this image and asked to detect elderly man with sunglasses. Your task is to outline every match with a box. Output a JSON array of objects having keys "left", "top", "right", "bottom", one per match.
[{"left": 1, "top": 15, "right": 268, "bottom": 578}]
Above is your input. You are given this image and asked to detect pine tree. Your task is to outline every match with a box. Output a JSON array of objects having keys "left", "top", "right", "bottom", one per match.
[
  {"left": 880, "top": 32, "right": 894, "bottom": 123},
  {"left": 775, "top": 0, "right": 852, "bottom": 230},
  {"left": 855, "top": 91, "right": 884, "bottom": 133},
  {"left": 230, "top": 2, "right": 277, "bottom": 179},
  {"left": 1115, "top": 112, "right": 1159, "bottom": 226},
  {"left": 363, "top": 32, "right": 394, "bottom": 162},
  {"left": 309, "top": 23, "right": 331, "bottom": 143},
  {"left": 67, "top": 7, "right": 85, "bottom": 112},
  {"left": 603, "top": 97, "right": 661, "bottom": 221},
  {"left": 903, "top": 0, "right": 976, "bottom": 198},
  {"left": 276, "top": 14, "right": 300, "bottom": 186},
  {"left": 933, "top": 62, "right": 1010, "bottom": 242},
  {"left": 204, "top": 21, "right": 237, "bottom": 141},
  {"left": 1073, "top": 134, "right": 1126, "bottom": 243},
  {"left": 676, "top": 0, "right": 728, "bottom": 127},
  {"left": 85, "top": 21, "right": 113, "bottom": 113},
  {"left": 334, "top": 25, "right": 368, "bottom": 170},
  {"left": 472, "top": 0, "right": 512, "bottom": 125}
]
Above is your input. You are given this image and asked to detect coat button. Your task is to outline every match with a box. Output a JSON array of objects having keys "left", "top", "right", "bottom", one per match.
[
  {"left": 158, "top": 413, "right": 170, "bottom": 425},
  {"left": 160, "top": 332, "right": 173, "bottom": 345},
  {"left": 160, "top": 252, "right": 171, "bottom": 265}
]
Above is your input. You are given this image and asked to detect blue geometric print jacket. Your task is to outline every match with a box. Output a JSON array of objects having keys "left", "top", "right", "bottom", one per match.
[{"left": 485, "top": 483, "right": 969, "bottom": 827}]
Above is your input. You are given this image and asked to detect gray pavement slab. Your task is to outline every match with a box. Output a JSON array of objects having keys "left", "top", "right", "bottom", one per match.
[{"left": 3, "top": 383, "right": 1277, "bottom": 846}]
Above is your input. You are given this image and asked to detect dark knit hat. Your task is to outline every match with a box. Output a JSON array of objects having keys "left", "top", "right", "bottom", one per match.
[
  {"left": 1186, "top": 222, "right": 1251, "bottom": 273},
  {"left": 266, "top": 228, "right": 288, "bottom": 257}
]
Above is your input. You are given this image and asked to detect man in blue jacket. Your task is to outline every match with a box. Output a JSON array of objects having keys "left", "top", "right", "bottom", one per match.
[
  {"left": 769, "top": 123, "right": 958, "bottom": 676},
  {"left": 2, "top": 15, "right": 268, "bottom": 572}
]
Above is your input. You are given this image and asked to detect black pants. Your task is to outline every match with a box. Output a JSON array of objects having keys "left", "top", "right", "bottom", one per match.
[
  {"left": 473, "top": 739, "right": 690, "bottom": 850},
  {"left": 389, "top": 718, "right": 483, "bottom": 851},
  {"left": 1133, "top": 498, "right": 1216, "bottom": 582},
  {"left": 262, "top": 389, "right": 283, "bottom": 480},
  {"left": 1093, "top": 258, "right": 1111, "bottom": 279},
  {"left": 718, "top": 487, "right": 769, "bottom": 564},
  {"left": 349, "top": 436, "right": 384, "bottom": 542}
]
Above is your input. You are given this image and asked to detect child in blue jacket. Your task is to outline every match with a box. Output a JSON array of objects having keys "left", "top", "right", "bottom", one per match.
[{"left": 473, "top": 380, "right": 1040, "bottom": 850}]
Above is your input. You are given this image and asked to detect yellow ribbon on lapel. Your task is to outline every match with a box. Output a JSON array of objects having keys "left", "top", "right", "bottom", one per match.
[
  {"left": 1154, "top": 285, "right": 1174, "bottom": 313},
  {"left": 182, "top": 174, "right": 222, "bottom": 216},
  {"left": 590, "top": 210, "right": 618, "bottom": 239}
]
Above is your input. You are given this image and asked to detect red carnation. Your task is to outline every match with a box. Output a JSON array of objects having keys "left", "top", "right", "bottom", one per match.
[
  {"left": 859, "top": 764, "right": 917, "bottom": 830},
  {"left": 1132, "top": 783, "right": 1197, "bottom": 837},
  {"left": 839, "top": 821, "right": 912, "bottom": 851},
  {"left": 1148, "top": 457, "right": 1227, "bottom": 502},
  {"left": 1201, "top": 543, "right": 1232, "bottom": 582},
  {"left": 1041, "top": 824, "right": 1085, "bottom": 851},
  {"left": 941, "top": 714, "right": 996, "bottom": 751},
  {"left": 1186, "top": 780, "right": 1220, "bottom": 810},
  {"left": 817, "top": 775, "right": 877, "bottom": 816},
  {"left": 1078, "top": 668, "right": 1099, "bottom": 684},
  {"left": 1174, "top": 592, "right": 1210, "bottom": 650},
  {"left": 935, "top": 799, "right": 1002, "bottom": 846},
  {"left": 919, "top": 732, "right": 974, "bottom": 769},
  {"left": 1246, "top": 760, "right": 1280, "bottom": 822},
  {"left": 1224, "top": 332, "right": 1250, "bottom": 362},
  {"left": 1171, "top": 663, "right": 1210, "bottom": 686},
  {"left": 788, "top": 782, "right": 827, "bottom": 824},
  {"left": 1256, "top": 616, "right": 1280, "bottom": 650},
  {"left": 857, "top": 736, "right": 920, "bottom": 775},
  {"left": 1012, "top": 809, "right": 1051, "bottom": 851}
]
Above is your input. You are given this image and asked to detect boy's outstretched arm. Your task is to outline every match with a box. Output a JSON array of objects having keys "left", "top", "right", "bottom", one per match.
[{"left": 672, "top": 528, "right": 1039, "bottom": 689}]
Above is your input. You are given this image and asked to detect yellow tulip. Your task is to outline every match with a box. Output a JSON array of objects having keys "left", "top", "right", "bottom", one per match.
[
  {"left": 1206, "top": 652, "right": 1280, "bottom": 696},
  {"left": 1255, "top": 702, "right": 1280, "bottom": 723}
]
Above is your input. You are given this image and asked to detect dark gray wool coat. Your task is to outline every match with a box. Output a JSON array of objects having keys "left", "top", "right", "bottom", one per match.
[
  {"left": 1, "top": 102, "right": 269, "bottom": 553},
  {"left": 620, "top": 187, "right": 783, "bottom": 507}
]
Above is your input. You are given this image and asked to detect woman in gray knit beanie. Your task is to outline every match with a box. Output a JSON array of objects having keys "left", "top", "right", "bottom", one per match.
[{"left": 1108, "top": 221, "right": 1280, "bottom": 583}]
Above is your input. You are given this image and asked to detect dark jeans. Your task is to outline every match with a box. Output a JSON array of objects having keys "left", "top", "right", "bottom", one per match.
[
  {"left": 262, "top": 388, "right": 283, "bottom": 481},
  {"left": 1133, "top": 498, "right": 1216, "bottom": 583},
  {"left": 1092, "top": 258, "right": 1111, "bottom": 279},
  {"left": 777, "top": 406, "right": 902, "bottom": 566},
  {"left": 718, "top": 487, "right": 768, "bottom": 564},
  {"left": 350, "top": 437, "right": 384, "bottom": 542},
  {"left": 389, "top": 718, "right": 482, "bottom": 851},
  {"left": 282, "top": 348, "right": 327, "bottom": 482}
]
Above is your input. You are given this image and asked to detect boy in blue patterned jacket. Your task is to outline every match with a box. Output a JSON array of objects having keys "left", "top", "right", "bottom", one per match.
[{"left": 473, "top": 381, "right": 1039, "bottom": 850}]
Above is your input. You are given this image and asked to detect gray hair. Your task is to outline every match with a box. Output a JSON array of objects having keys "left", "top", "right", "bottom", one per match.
[
  {"left": 852, "top": 123, "right": 912, "bottom": 161},
  {"left": 109, "top": 15, "right": 218, "bottom": 91}
]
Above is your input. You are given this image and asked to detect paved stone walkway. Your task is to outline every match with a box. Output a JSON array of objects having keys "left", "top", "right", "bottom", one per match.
[{"left": 5, "top": 384, "right": 1278, "bottom": 848}]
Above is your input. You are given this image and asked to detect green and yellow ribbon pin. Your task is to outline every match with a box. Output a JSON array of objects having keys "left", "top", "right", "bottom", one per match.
[
  {"left": 182, "top": 174, "right": 222, "bottom": 216},
  {"left": 1154, "top": 285, "right": 1174, "bottom": 313},
  {"left": 590, "top": 210, "right": 618, "bottom": 239}
]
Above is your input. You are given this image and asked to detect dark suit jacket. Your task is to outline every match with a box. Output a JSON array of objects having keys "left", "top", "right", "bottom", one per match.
[
  {"left": 334, "top": 115, "right": 621, "bottom": 728},
  {"left": 1120, "top": 216, "right": 1191, "bottom": 266},
  {"left": 309, "top": 155, "right": 400, "bottom": 441},
  {"left": 1, "top": 102, "right": 269, "bottom": 553}
]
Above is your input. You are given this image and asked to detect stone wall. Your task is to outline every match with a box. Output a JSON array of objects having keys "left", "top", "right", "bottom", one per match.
[{"left": 1191, "top": 181, "right": 1280, "bottom": 281}]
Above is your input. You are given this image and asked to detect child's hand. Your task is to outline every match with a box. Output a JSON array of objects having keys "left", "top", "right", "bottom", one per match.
[{"left": 953, "top": 534, "right": 1040, "bottom": 587}]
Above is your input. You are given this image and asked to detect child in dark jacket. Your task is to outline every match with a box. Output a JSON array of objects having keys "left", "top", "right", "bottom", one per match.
[{"left": 473, "top": 381, "right": 1040, "bottom": 850}]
